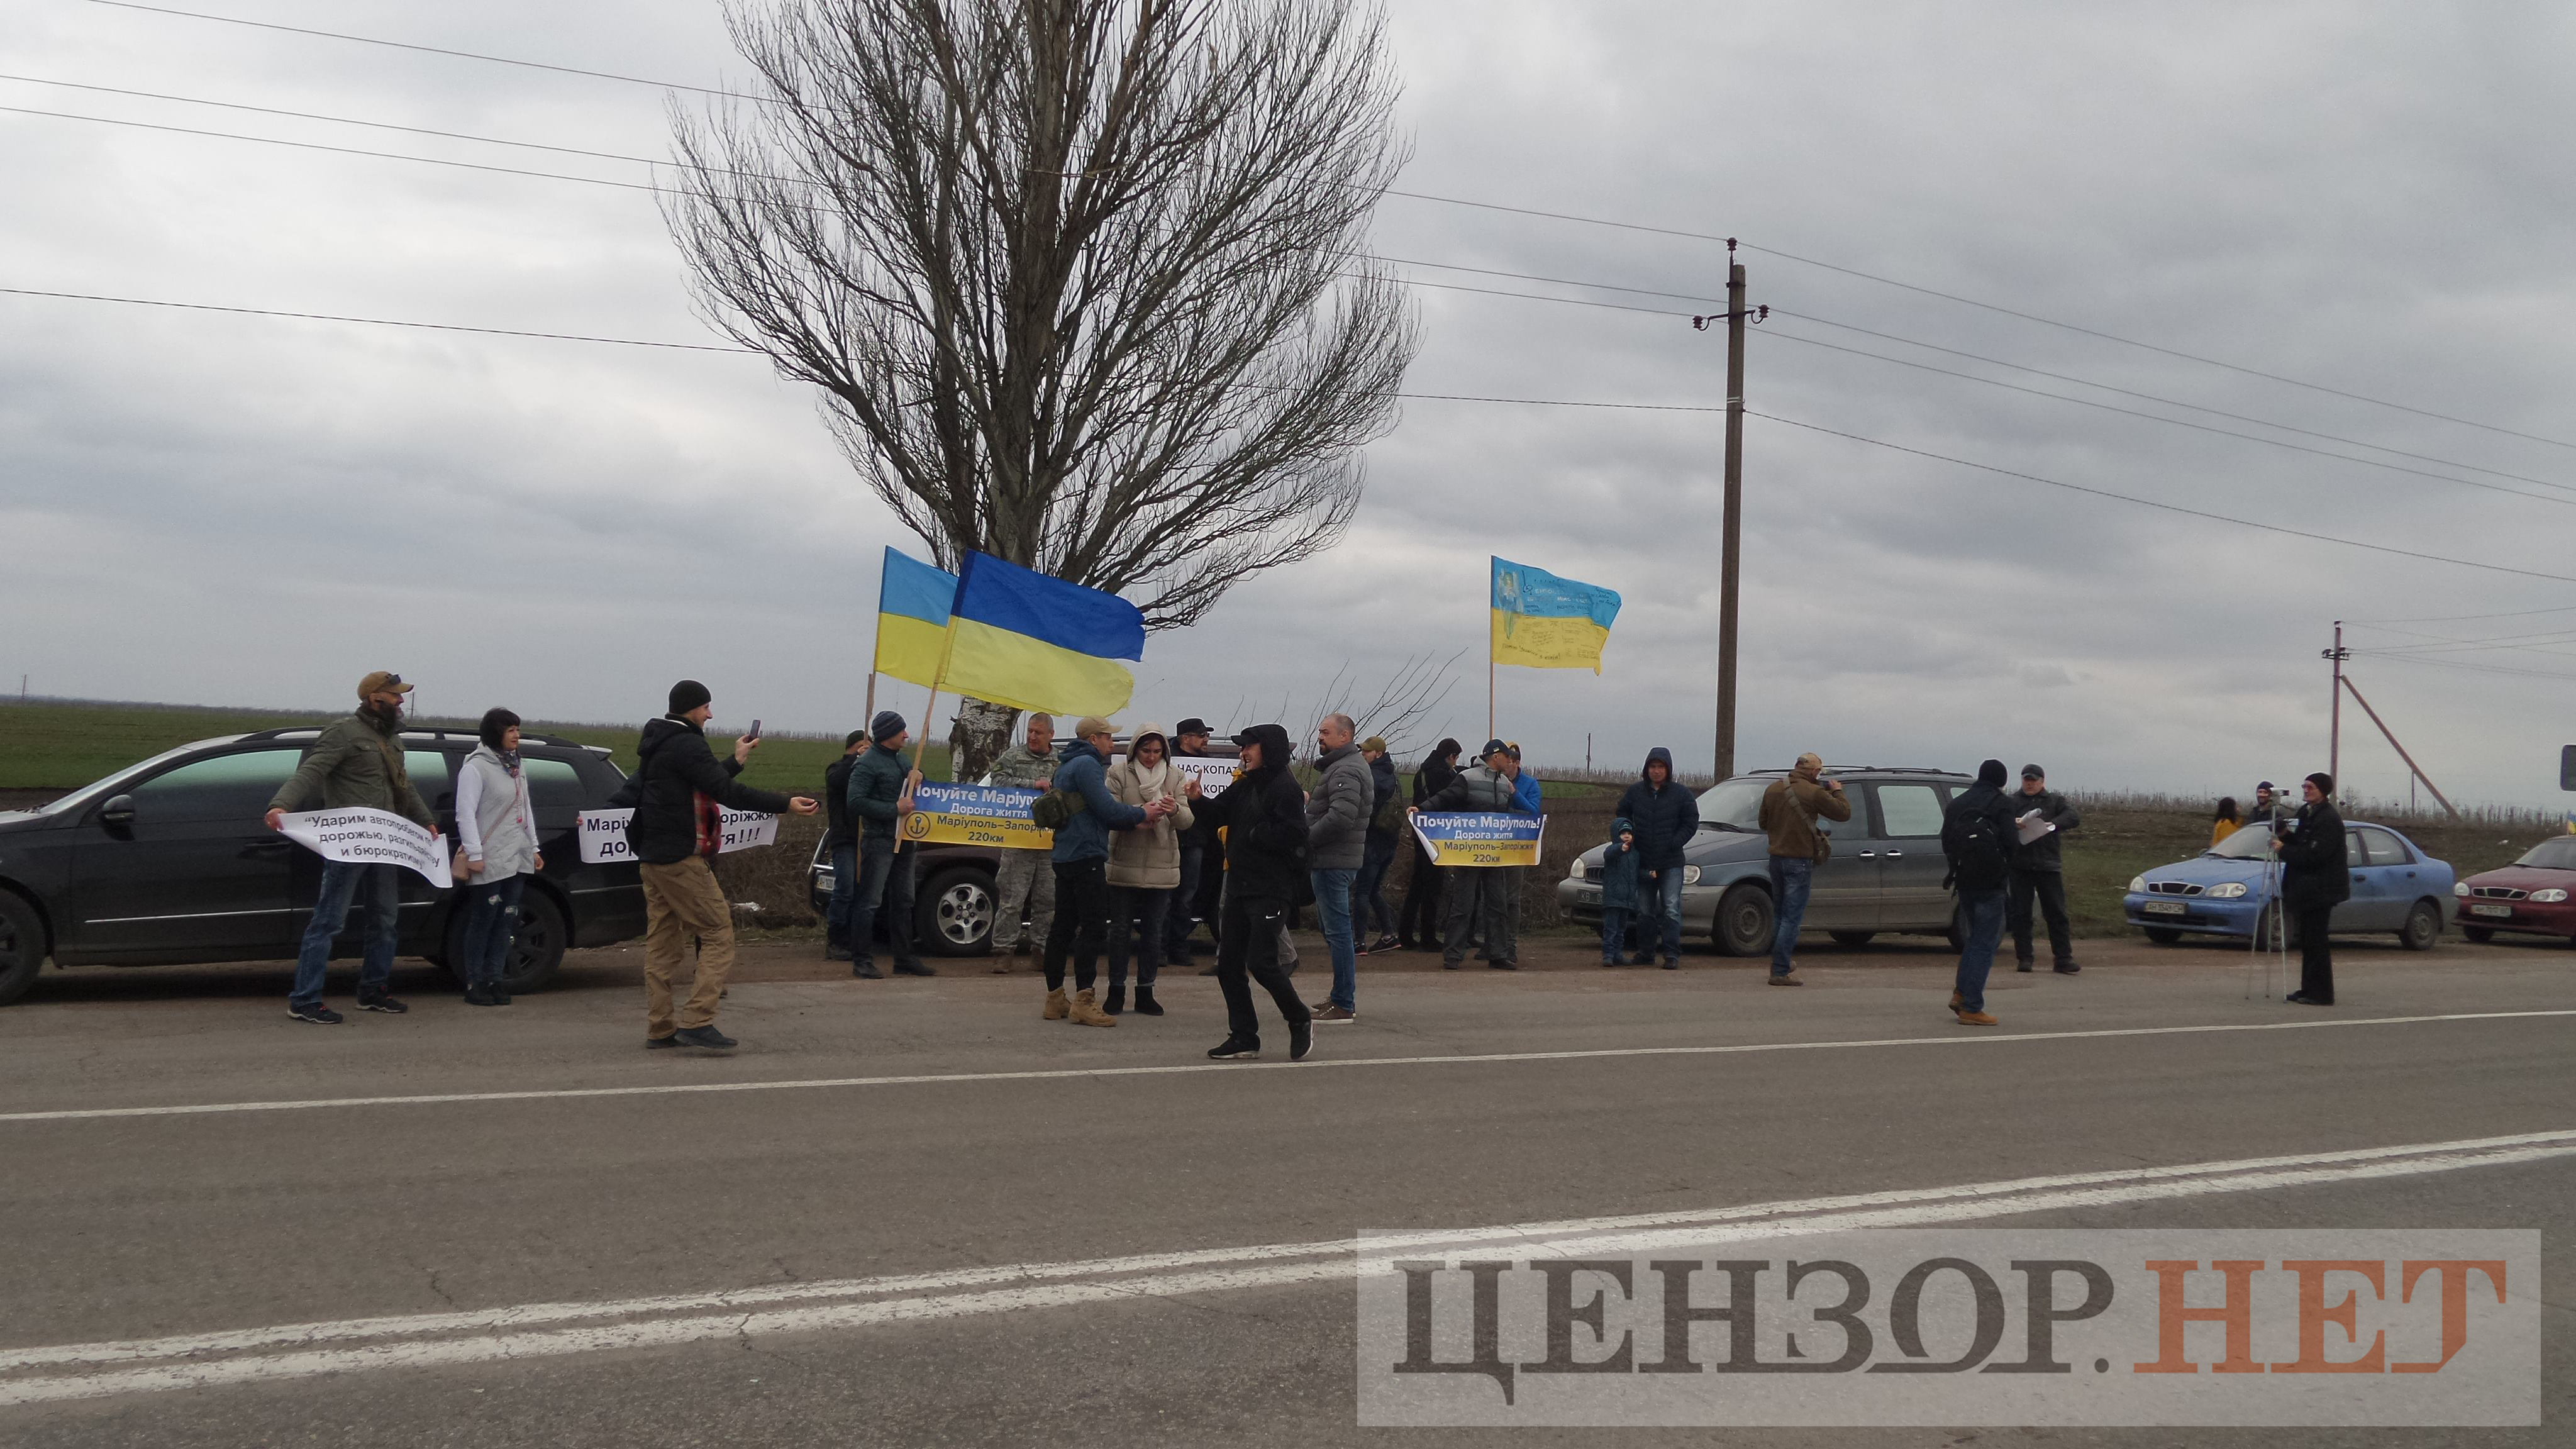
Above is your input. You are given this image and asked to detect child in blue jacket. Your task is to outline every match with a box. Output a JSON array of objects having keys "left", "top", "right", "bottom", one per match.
[{"left": 1599, "top": 816, "right": 1641, "bottom": 965}]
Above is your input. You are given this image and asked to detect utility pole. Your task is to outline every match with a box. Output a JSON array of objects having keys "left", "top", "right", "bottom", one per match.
[
  {"left": 2322, "top": 621, "right": 2349, "bottom": 787},
  {"left": 1693, "top": 242, "right": 1763, "bottom": 780}
]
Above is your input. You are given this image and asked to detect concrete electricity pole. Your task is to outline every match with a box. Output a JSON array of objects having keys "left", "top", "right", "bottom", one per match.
[
  {"left": 2323, "top": 621, "right": 2349, "bottom": 787},
  {"left": 1694, "top": 242, "right": 1764, "bottom": 780}
]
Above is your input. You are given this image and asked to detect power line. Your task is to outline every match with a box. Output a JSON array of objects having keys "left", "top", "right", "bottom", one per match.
[
  {"left": 2346, "top": 651, "right": 2576, "bottom": 684},
  {"left": 1747, "top": 409, "right": 2576, "bottom": 589},
  {"left": 2348, "top": 602, "right": 2576, "bottom": 626},
  {"left": 0, "top": 287, "right": 748, "bottom": 352},
  {"left": 88, "top": 0, "right": 2576, "bottom": 453}
]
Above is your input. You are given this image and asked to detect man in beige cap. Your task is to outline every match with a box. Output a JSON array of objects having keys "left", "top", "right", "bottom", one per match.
[
  {"left": 1757, "top": 753, "right": 1850, "bottom": 985},
  {"left": 265, "top": 670, "right": 440, "bottom": 1024}
]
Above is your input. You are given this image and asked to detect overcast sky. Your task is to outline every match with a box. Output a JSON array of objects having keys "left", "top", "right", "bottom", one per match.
[{"left": 8, "top": 1, "right": 2576, "bottom": 810}]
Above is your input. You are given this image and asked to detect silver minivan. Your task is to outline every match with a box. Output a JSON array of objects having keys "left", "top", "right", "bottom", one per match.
[{"left": 1557, "top": 767, "right": 1977, "bottom": 954}]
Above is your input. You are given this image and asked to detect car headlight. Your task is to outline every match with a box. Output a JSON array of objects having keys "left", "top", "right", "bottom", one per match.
[
  {"left": 2453, "top": 882, "right": 2470, "bottom": 897},
  {"left": 1684, "top": 866, "right": 1702, "bottom": 886},
  {"left": 2533, "top": 889, "right": 2568, "bottom": 903},
  {"left": 2206, "top": 882, "right": 2248, "bottom": 899},
  {"left": 2128, "top": 875, "right": 2147, "bottom": 894}
]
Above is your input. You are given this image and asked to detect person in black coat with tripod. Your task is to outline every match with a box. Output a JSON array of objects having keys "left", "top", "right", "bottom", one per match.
[{"left": 2271, "top": 772, "right": 2347, "bottom": 1006}]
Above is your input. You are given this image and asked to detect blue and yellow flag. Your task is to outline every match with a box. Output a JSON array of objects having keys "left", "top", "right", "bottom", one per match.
[
  {"left": 874, "top": 547, "right": 957, "bottom": 688},
  {"left": 937, "top": 552, "right": 1143, "bottom": 716},
  {"left": 1490, "top": 556, "right": 1621, "bottom": 673}
]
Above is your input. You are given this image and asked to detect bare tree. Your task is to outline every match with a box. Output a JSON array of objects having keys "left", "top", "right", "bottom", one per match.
[
  {"left": 667, "top": 0, "right": 1418, "bottom": 777},
  {"left": 1224, "top": 648, "right": 1463, "bottom": 765}
]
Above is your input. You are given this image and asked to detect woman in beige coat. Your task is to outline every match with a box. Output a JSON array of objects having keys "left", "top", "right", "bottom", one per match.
[{"left": 1103, "top": 724, "right": 1197, "bottom": 1016}]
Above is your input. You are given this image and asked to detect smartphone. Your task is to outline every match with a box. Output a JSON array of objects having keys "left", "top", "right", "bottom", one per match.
[{"left": 747, "top": 719, "right": 763, "bottom": 741}]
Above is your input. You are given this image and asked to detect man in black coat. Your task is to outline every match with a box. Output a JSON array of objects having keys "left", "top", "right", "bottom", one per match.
[
  {"left": 1614, "top": 747, "right": 1699, "bottom": 968},
  {"left": 1940, "top": 759, "right": 2021, "bottom": 1025},
  {"left": 2272, "top": 772, "right": 2348, "bottom": 1006},
  {"left": 1207, "top": 723, "right": 1314, "bottom": 1062},
  {"left": 1396, "top": 738, "right": 1463, "bottom": 950},
  {"left": 2007, "top": 763, "right": 2084, "bottom": 975},
  {"left": 614, "top": 680, "right": 818, "bottom": 1051}
]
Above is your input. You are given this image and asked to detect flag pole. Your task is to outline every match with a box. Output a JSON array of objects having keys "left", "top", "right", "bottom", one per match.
[
  {"left": 865, "top": 670, "right": 877, "bottom": 723},
  {"left": 1487, "top": 655, "right": 1495, "bottom": 742}
]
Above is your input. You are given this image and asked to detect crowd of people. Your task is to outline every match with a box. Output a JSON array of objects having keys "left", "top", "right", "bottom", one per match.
[{"left": 262, "top": 670, "right": 2355, "bottom": 1051}]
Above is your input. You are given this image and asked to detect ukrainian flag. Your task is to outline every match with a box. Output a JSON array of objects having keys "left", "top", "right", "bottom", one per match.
[
  {"left": 936, "top": 552, "right": 1144, "bottom": 716},
  {"left": 874, "top": 547, "right": 957, "bottom": 688},
  {"left": 1490, "top": 556, "right": 1621, "bottom": 673}
]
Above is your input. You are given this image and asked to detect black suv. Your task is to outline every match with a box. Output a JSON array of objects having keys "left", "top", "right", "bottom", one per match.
[{"left": 0, "top": 727, "right": 647, "bottom": 1006}]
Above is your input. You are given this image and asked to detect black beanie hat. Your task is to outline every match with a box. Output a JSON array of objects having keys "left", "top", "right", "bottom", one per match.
[
  {"left": 669, "top": 679, "right": 712, "bottom": 715},
  {"left": 2306, "top": 771, "right": 2334, "bottom": 797},
  {"left": 1977, "top": 758, "right": 2008, "bottom": 787},
  {"left": 872, "top": 710, "right": 907, "bottom": 743}
]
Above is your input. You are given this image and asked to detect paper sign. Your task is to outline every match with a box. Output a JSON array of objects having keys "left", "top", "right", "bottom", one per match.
[
  {"left": 275, "top": 807, "right": 453, "bottom": 888},
  {"left": 574, "top": 806, "right": 779, "bottom": 864},
  {"left": 2016, "top": 809, "right": 2055, "bottom": 845},
  {"left": 1172, "top": 757, "right": 1236, "bottom": 799},
  {"left": 902, "top": 782, "right": 1053, "bottom": 849},
  {"left": 1410, "top": 811, "right": 1545, "bottom": 868}
]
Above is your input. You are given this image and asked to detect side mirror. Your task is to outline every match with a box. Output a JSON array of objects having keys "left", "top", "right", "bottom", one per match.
[{"left": 99, "top": 794, "right": 136, "bottom": 829}]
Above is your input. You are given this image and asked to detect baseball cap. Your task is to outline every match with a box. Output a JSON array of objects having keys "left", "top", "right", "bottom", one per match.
[
  {"left": 2021, "top": 763, "right": 2045, "bottom": 780},
  {"left": 357, "top": 670, "right": 413, "bottom": 699},
  {"left": 1480, "top": 738, "right": 1510, "bottom": 760}
]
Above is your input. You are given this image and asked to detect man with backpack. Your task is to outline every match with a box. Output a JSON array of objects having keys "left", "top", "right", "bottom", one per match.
[
  {"left": 1758, "top": 753, "right": 1850, "bottom": 985},
  {"left": 1940, "top": 758, "right": 2021, "bottom": 1026}
]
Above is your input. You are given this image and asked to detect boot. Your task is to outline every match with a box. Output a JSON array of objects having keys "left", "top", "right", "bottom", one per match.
[
  {"left": 1102, "top": 982, "right": 1127, "bottom": 1016},
  {"left": 1133, "top": 984, "right": 1164, "bottom": 1016},
  {"left": 1043, "top": 987, "right": 1070, "bottom": 1020},
  {"left": 1069, "top": 987, "right": 1116, "bottom": 1027}
]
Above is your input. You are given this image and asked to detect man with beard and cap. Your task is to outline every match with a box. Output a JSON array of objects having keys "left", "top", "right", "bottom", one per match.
[
  {"left": 1615, "top": 747, "right": 1700, "bottom": 969},
  {"left": 844, "top": 711, "right": 933, "bottom": 982},
  {"left": 266, "top": 670, "right": 442, "bottom": 1024},
  {"left": 1940, "top": 759, "right": 2021, "bottom": 1026},
  {"left": 614, "top": 680, "right": 818, "bottom": 1051},
  {"left": 2007, "top": 763, "right": 2084, "bottom": 975},
  {"left": 2272, "top": 772, "right": 2348, "bottom": 1007},
  {"left": 1208, "top": 723, "right": 1315, "bottom": 1062},
  {"left": 1758, "top": 752, "right": 1850, "bottom": 985},
  {"left": 1413, "top": 740, "right": 1536, "bottom": 972}
]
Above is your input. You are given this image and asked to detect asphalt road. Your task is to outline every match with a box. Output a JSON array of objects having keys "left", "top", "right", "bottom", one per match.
[{"left": 3, "top": 930, "right": 2570, "bottom": 1446}]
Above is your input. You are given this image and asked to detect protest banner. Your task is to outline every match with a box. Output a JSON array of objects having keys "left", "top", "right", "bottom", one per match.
[
  {"left": 574, "top": 806, "right": 780, "bottom": 864},
  {"left": 902, "top": 782, "right": 1052, "bottom": 848},
  {"left": 1172, "top": 757, "right": 1237, "bottom": 799},
  {"left": 1410, "top": 811, "right": 1545, "bottom": 868},
  {"left": 275, "top": 807, "right": 453, "bottom": 888}
]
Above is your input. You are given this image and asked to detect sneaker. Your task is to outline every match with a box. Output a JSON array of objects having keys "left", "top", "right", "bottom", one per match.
[
  {"left": 1311, "top": 1004, "right": 1356, "bottom": 1024},
  {"left": 2285, "top": 992, "right": 2333, "bottom": 1007},
  {"left": 1767, "top": 972, "right": 1802, "bottom": 986},
  {"left": 672, "top": 1024, "right": 738, "bottom": 1050},
  {"left": 894, "top": 961, "right": 936, "bottom": 977},
  {"left": 1208, "top": 1038, "right": 1260, "bottom": 1060},
  {"left": 1369, "top": 934, "right": 1401, "bottom": 953},
  {"left": 356, "top": 991, "right": 408, "bottom": 1014},
  {"left": 645, "top": 1034, "right": 680, "bottom": 1050},
  {"left": 1289, "top": 1020, "right": 1314, "bottom": 1062},
  {"left": 288, "top": 1002, "right": 342, "bottom": 1024},
  {"left": 1487, "top": 960, "right": 1518, "bottom": 971},
  {"left": 464, "top": 983, "right": 497, "bottom": 1007},
  {"left": 2053, "top": 962, "right": 2082, "bottom": 975},
  {"left": 852, "top": 962, "right": 883, "bottom": 980},
  {"left": 489, "top": 985, "right": 512, "bottom": 1006},
  {"left": 1954, "top": 1010, "right": 1999, "bottom": 1026}
]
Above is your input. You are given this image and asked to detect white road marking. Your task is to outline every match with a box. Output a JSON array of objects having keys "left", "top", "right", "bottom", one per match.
[
  {"left": 3, "top": 1008, "right": 2568, "bottom": 1125},
  {"left": 3, "top": 1128, "right": 2570, "bottom": 1406}
]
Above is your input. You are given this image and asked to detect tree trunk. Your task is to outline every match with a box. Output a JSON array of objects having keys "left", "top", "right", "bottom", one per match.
[{"left": 950, "top": 697, "right": 1023, "bottom": 782}]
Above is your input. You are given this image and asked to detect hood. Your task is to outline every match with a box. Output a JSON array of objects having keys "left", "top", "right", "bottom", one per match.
[
  {"left": 1611, "top": 816, "right": 1635, "bottom": 837},
  {"left": 1370, "top": 753, "right": 1397, "bottom": 781},
  {"left": 1640, "top": 747, "right": 1674, "bottom": 783},
  {"left": 1235, "top": 723, "right": 1295, "bottom": 778},
  {"left": 2138, "top": 855, "right": 2268, "bottom": 891},
  {"left": 2463, "top": 863, "right": 2576, "bottom": 892},
  {"left": 1128, "top": 722, "right": 1169, "bottom": 760},
  {"left": 636, "top": 714, "right": 697, "bottom": 765},
  {"left": 1059, "top": 736, "right": 1106, "bottom": 769}
]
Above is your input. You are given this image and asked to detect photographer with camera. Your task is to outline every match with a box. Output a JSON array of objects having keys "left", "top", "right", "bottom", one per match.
[{"left": 2270, "top": 772, "right": 2346, "bottom": 1006}]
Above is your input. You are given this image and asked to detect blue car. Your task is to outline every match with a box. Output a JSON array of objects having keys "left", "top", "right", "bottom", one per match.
[{"left": 2124, "top": 822, "right": 2452, "bottom": 951}]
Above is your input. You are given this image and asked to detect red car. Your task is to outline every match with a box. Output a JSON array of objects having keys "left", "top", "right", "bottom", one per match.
[{"left": 2454, "top": 835, "right": 2576, "bottom": 943}]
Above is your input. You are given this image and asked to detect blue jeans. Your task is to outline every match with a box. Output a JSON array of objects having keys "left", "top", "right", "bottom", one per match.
[
  {"left": 1767, "top": 856, "right": 1814, "bottom": 975},
  {"left": 1955, "top": 888, "right": 2007, "bottom": 1012},
  {"left": 1644, "top": 866, "right": 1688, "bottom": 963},
  {"left": 850, "top": 838, "right": 919, "bottom": 970},
  {"left": 1311, "top": 866, "right": 1357, "bottom": 1010},
  {"left": 457, "top": 873, "right": 526, "bottom": 989},
  {"left": 826, "top": 840, "right": 858, "bottom": 949},
  {"left": 292, "top": 858, "right": 400, "bottom": 1006},
  {"left": 1600, "top": 907, "right": 1632, "bottom": 963}
]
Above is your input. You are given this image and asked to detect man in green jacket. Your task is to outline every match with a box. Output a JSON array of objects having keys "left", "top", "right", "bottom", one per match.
[
  {"left": 845, "top": 711, "right": 933, "bottom": 980},
  {"left": 264, "top": 670, "right": 441, "bottom": 1024}
]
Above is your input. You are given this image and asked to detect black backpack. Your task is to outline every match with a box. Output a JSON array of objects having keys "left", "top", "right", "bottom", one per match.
[{"left": 1941, "top": 799, "right": 2011, "bottom": 891}]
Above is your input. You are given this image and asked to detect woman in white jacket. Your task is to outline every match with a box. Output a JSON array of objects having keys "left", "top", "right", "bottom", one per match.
[
  {"left": 455, "top": 708, "right": 543, "bottom": 1006},
  {"left": 1102, "top": 724, "right": 1196, "bottom": 1016}
]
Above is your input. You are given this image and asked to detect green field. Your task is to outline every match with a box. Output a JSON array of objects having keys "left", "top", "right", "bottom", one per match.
[{"left": 0, "top": 700, "right": 952, "bottom": 798}]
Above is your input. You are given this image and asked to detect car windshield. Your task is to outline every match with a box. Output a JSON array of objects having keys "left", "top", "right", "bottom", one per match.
[
  {"left": 1696, "top": 777, "right": 1769, "bottom": 832},
  {"left": 2512, "top": 836, "right": 2576, "bottom": 870},
  {"left": 2207, "top": 824, "right": 2277, "bottom": 859}
]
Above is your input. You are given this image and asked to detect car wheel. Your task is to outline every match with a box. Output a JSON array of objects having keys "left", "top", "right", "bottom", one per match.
[
  {"left": 0, "top": 889, "right": 47, "bottom": 1008},
  {"left": 916, "top": 864, "right": 996, "bottom": 958},
  {"left": 2397, "top": 899, "right": 2442, "bottom": 953},
  {"left": 2253, "top": 904, "right": 2298, "bottom": 952},
  {"left": 2143, "top": 926, "right": 2184, "bottom": 945},
  {"left": 1711, "top": 883, "right": 1773, "bottom": 958},
  {"left": 2460, "top": 925, "right": 2494, "bottom": 944},
  {"left": 1828, "top": 931, "right": 1875, "bottom": 948},
  {"left": 441, "top": 886, "right": 570, "bottom": 994}
]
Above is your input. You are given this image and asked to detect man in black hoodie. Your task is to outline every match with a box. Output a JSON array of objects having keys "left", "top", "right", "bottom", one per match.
[
  {"left": 1614, "top": 747, "right": 1699, "bottom": 968},
  {"left": 617, "top": 680, "right": 818, "bottom": 1051},
  {"left": 1208, "top": 723, "right": 1314, "bottom": 1062},
  {"left": 1939, "top": 759, "right": 2019, "bottom": 1026}
]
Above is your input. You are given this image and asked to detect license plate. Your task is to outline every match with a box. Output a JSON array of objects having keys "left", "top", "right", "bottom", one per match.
[
  {"left": 2469, "top": 903, "right": 2512, "bottom": 918},
  {"left": 1577, "top": 888, "right": 1602, "bottom": 906},
  {"left": 2141, "top": 901, "right": 2187, "bottom": 916}
]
